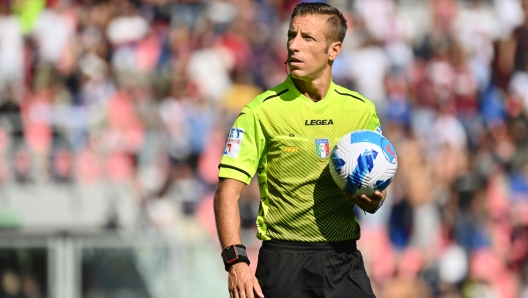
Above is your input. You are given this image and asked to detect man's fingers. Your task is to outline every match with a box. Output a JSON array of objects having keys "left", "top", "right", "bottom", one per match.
[
  {"left": 228, "top": 263, "right": 258, "bottom": 298},
  {"left": 238, "top": 275, "right": 252, "bottom": 298},
  {"left": 233, "top": 276, "right": 250, "bottom": 298},
  {"left": 244, "top": 281, "right": 253, "bottom": 298},
  {"left": 253, "top": 276, "right": 264, "bottom": 298},
  {"left": 238, "top": 285, "right": 247, "bottom": 298},
  {"left": 229, "top": 283, "right": 235, "bottom": 298},
  {"left": 360, "top": 194, "right": 372, "bottom": 202},
  {"left": 373, "top": 190, "right": 383, "bottom": 198},
  {"left": 230, "top": 283, "right": 248, "bottom": 298},
  {"left": 230, "top": 284, "right": 240, "bottom": 298},
  {"left": 230, "top": 289, "right": 239, "bottom": 298},
  {"left": 344, "top": 192, "right": 372, "bottom": 205}
]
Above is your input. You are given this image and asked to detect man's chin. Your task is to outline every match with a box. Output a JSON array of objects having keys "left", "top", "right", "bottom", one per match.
[
  {"left": 290, "top": 70, "right": 305, "bottom": 79},
  {"left": 290, "top": 71, "right": 315, "bottom": 81}
]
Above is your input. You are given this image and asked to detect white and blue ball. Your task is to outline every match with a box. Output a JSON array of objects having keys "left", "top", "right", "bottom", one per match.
[{"left": 330, "top": 130, "right": 398, "bottom": 196}]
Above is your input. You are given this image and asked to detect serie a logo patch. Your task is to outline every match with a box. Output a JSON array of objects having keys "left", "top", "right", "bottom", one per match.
[{"left": 223, "top": 127, "right": 245, "bottom": 158}]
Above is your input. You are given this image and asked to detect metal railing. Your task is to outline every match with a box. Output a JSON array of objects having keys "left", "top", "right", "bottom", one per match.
[{"left": 0, "top": 231, "right": 229, "bottom": 298}]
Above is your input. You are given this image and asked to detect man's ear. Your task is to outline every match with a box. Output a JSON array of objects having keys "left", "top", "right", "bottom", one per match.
[{"left": 328, "top": 41, "right": 342, "bottom": 62}]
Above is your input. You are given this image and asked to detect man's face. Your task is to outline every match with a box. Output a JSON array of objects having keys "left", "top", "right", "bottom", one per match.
[{"left": 287, "top": 14, "right": 335, "bottom": 80}]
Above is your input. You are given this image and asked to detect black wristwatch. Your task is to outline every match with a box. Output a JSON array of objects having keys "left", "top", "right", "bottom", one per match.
[{"left": 221, "top": 244, "right": 250, "bottom": 271}]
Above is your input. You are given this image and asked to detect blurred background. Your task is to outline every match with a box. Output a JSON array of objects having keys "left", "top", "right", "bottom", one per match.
[{"left": 0, "top": 0, "right": 527, "bottom": 297}]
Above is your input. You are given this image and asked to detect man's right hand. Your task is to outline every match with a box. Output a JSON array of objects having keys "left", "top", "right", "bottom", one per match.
[{"left": 228, "top": 263, "right": 264, "bottom": 298}]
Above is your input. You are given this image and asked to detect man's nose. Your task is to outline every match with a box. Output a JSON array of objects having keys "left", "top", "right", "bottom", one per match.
[{"left": 288, "top": 35, "right": 300, "bottom": 52}]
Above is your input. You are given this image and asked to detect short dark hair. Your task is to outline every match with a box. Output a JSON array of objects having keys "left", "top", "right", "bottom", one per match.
[{"left": 290, "top": 2, "right": 347, "bottom": 44}]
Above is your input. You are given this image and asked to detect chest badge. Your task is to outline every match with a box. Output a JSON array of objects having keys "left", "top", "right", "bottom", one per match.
[{"left": 315, "top": 139, "right": 330, "bottom": 158}]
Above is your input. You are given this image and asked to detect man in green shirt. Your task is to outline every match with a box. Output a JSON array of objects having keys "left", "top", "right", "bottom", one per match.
[{"left": 215, "top": 3, "right": 385, "bottom": 297}]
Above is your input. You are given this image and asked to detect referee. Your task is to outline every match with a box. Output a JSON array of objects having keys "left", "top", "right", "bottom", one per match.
[{"left": 214, "top": 3, "right": 386, "bottom": 298}]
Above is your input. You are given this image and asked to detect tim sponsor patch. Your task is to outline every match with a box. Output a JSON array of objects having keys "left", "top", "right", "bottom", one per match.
[{"left": 223, "top": 127, "right": 245, "bottom": 158}]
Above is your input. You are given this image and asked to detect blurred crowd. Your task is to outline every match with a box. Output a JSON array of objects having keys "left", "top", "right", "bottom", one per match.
[{"left": 1, "top": 0, "right": 528, "bottom": 297}]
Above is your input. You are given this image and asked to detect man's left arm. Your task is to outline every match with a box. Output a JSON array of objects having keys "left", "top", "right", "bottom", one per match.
[{"left": 348, "top": 104, "right": 386, "bottom": 213}]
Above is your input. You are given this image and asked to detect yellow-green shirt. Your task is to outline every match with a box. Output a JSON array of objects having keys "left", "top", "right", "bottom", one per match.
[{"left": 219, "top": 76, "right": 381, "bottom": 242}]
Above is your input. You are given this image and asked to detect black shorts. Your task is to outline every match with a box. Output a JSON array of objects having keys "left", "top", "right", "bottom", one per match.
[{"left": 255, "top": 240, "right": 376, "bottom": 298}]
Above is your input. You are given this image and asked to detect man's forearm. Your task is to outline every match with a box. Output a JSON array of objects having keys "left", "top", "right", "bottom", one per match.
[{"left": 214, "top": 178, "right": 245, "bottom": 248}]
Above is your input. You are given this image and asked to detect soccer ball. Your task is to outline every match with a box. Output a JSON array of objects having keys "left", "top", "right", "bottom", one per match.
[{"left": 330, "top": 130, "right": 398, "bottom": 196}]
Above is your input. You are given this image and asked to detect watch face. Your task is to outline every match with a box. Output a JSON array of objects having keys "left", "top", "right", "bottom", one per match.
[{"left": 224, "top": 246, "right": 238, "bottom": 263}]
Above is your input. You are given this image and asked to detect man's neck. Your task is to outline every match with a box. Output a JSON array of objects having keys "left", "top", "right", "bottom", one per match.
[{"left": 291, "top": 73, "right": 332, "bottom": 102}]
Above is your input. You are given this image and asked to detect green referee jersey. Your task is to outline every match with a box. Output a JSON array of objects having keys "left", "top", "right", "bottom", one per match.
[{"left": 219, "top": 76, "right": 381, "bottom": 242}]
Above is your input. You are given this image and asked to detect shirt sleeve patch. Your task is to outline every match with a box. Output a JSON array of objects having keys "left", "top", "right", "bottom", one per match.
[
  {"left": 375, "top": 125, "right": 383, "bottom": 134},
  {"left": 223, "top": 127, "right": 245, "bottom": 158}
]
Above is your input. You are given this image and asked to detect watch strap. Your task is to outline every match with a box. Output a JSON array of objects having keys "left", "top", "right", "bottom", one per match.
[
  {"left": 232, "top": 245, "right": 247, "bottom": 258},
  {"left": 221, "top": 244, "right": 250, "bottom": 272}
]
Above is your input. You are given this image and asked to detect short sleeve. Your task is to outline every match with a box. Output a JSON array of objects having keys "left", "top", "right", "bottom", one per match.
[
  {"left": 363, "top": 103, "right": 382, "bottom": 134},
  {"left": 218, "top": 107, "right": 265, "bottom": 184}
]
